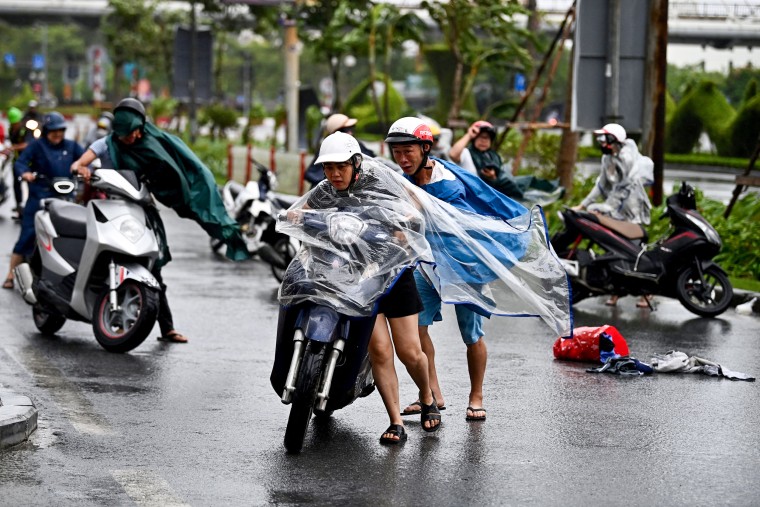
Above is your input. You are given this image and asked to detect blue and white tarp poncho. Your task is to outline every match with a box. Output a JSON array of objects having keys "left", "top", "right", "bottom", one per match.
[{"left": 276, "top": 157, "right": 572, "bottom": 337}]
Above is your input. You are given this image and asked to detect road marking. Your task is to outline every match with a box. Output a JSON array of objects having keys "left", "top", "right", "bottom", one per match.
[
  {"left": 111, "top": 469, "right": 190, "bottom": 507},
  {"left": 6, "top": 347, "right": 115, "bottom": 436}
]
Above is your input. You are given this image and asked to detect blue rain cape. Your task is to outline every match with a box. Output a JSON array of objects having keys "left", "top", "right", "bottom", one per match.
[{"left": 277, "top": 158, "right": 572, "bottom": 337}]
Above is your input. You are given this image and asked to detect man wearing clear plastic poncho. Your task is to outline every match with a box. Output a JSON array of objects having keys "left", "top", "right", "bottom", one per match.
[
  {"left": 385, "top": 117, "right": 572, "bottom": 423},
  {"left": 278, "top": 125, "right": 572, "bottom": 431}
]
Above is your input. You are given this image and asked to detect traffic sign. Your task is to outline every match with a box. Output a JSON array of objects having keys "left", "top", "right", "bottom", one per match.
[
  {"left": 4, "top": 53, "right": 15, "bottom": 67},
  {"left": 32, "top": 54, "right": 45, "bottom": 70}
]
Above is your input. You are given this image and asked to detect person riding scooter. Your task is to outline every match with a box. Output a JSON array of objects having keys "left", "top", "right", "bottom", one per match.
[{"left": 4, "top": 112, "right": 84, "bottom": 290}]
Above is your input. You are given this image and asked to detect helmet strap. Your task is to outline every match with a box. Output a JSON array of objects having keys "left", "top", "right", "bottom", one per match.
[{"left": 412, "top": 144, "right": 431, "bottom": 176}]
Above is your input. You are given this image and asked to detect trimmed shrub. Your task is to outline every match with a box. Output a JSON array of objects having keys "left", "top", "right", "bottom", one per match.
[
  {"left": 727, "top": 94, "right": 760, "bottom": 158},
  {"left": 666, "top": 80, "right": 734, "bottom": 154}
]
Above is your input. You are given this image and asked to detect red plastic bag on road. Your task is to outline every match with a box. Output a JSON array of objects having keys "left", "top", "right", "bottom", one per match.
[{"left": 553, "top": 325, "right": 630, "bottom": 363}]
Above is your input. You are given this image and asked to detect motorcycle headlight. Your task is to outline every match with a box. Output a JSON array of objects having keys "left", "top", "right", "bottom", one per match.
[
  {"left": 119, "top": 217, "right": 145, "bottom": 243},
  {"left": 328, "top": 214, "right": 366, "bottom": 245},
  {"left": 685, "top": 212, "right": 721, "bottom": 247}
]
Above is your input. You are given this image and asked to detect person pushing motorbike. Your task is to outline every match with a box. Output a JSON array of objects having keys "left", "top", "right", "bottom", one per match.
[
  {"left": 293, "top": 131, "right": 441, "bottom": 444},
  {"left": 72, "top": 97, "right": 250, "bottom": 343}
]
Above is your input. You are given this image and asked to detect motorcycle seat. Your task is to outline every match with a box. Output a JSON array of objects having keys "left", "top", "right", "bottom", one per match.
[
  {"left": 48, "top": 200, "right": 88, "bottom": 239},
  {"left": 595, "top": 214, "right": 648, "bottom": 242}
]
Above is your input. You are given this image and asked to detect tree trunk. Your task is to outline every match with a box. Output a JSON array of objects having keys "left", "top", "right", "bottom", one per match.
[
  {"left": 556, "top": 42, "right": 577, "bottom": 193},
  {"left": 448, "top": 47, "right": 465, "bottom": 122}
]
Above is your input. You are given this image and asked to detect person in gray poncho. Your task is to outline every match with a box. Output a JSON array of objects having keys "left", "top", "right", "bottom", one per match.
[{"left": 574, "top": 123, "right": 654, "bottom": 307}]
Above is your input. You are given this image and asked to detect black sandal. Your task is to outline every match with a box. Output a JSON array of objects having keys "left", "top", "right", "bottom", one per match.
[
  {"left": 420, "top": 396, "right": 441, "bottom": 433},
  {"left": 379, "top": 424, "right": 407, "bottom": 445}
]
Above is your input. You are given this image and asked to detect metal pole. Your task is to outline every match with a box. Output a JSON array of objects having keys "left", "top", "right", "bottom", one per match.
[
  {"left": 284, "top": 18, "right": 300, "bottom": 153},
  {"left": 243, "top": 53, "right": 252, "bottom": 120},
  {"left": 41, "top": 25, "right": 48, "bottom": 101},
  {"left": 650, "top": 0, "right": 668, "bottom": 205},
  {"left": 189, "top": 0, "right": 198, "bottom": 143},
  {"left": 605, "top": 0, "right": 622, "bottom": 122}
]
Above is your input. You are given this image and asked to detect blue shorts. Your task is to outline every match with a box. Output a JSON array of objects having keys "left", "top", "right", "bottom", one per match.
[{"left": 414, "top": 270, "right": 484, "bottom": 345}]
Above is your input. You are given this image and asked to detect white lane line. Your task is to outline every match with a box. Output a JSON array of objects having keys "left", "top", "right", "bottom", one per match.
[
  {"left": 6, "top": 347, "right": 115, "bottom": 436},
  {"left": 111, "top": 469, "right": 190, "bottom": 507}
]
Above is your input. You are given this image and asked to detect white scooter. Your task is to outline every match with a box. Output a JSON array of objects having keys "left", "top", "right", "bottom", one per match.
[
  {"left": 15, "top": 169, "right": 162, "bottom": 353},
  {"left": 214, "top": 160, "right": 299, "bottom": 282}
]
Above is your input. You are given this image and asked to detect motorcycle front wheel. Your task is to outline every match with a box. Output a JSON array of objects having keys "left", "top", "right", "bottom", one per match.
[
  {"left": 32, "top": 305, "right": 66, "bottom": 335},
  {"left": 271, "top": 237, "right": 297, "bottom": 283},
  {"left": 92, "top": 281, "right": 160, "bottom": 353},
  {"left": 676, "top": 265, "right": 733, "bottom": 318},
  {"left": 284, "top": 341, "right": 325, "bottom": 453}
]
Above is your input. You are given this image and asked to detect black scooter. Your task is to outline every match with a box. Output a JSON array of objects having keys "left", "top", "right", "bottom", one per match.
[
  {"left": 271, "top": 209, "right": 416, "bottom": 453},
  {"left": 551, "top": 182, "right": 733, "bottom": 317}
]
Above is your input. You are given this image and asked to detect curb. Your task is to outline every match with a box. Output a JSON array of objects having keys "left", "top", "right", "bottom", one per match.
[
  {"left": 731, "top": 288, "right": 760, "bottom": 312},
  {"left": 0, "top": 390, "right": 38, "bottom": 449}
]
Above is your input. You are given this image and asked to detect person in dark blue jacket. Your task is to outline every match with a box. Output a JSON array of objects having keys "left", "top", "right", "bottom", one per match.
[{"left": 4, "top": 112, "right": 84, "bottom": 289}]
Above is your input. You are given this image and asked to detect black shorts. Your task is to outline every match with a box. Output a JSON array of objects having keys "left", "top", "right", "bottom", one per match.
[{"left": 377, "top": 268, "right": 424, "bottom": 319}]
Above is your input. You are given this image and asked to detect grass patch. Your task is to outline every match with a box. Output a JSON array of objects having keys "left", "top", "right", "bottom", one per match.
[{"left": 731, "top": 277, "right": 760, "bottom": 293}]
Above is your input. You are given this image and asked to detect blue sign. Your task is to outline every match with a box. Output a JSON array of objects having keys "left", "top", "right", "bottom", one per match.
[
  {"left": 4, "top": 53, "right": 15, "bottom": 67},
  {"left": 514, "top": 73, "right": 526, "bottom": 93},
  {"left": 32, "top": 54, "right": 45, "bottom": 70}
]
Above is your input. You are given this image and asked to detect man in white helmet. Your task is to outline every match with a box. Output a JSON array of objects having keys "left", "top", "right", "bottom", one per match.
[
  {"left": 385, "top": 116, "right": 532, "bottom": 423},
  {"left": 303, "top": 113, "right": 377, "bottom": 188},
  {"left": 574, "top": 122, "right": 654, "bottom": 307},
  {"left": 296, "top": 131, "right": 441, "bottom": 444}
]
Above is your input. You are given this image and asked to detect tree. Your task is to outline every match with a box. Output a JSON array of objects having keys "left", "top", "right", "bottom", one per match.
[
  {"left": 422, "top": 0, "right": 532, "bottom": 122},
  {"left": 296, "top": 0, "right": 367, "bottom": 110},
  {"left": 102, "top": 0, "right": 165, "bottom": 101},
  {"left": 360, "top": 3, "right": 424, "bottom": 132}
]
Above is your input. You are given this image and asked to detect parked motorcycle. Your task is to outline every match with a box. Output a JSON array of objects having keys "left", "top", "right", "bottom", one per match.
[
  {"left": 271, "top": 207, "right": 421, "bottom": 453},
  {"left": 551, "top": 182, "right": 733, "bottom": 317},
  {"left": 14, "top": 169, "right": 162, "bottom": 352},
  {"left": 213, "top": 160, "right": 299, "bottom": 282}
]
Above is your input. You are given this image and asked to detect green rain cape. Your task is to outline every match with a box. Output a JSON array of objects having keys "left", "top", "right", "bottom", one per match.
[{"left": 107, "top": 111, "right": 249, "bottom": 265}]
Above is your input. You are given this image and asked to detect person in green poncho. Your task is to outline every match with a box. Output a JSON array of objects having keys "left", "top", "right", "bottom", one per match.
[{"left": 72, "top": 98, "right": 250, "bottom": 343}]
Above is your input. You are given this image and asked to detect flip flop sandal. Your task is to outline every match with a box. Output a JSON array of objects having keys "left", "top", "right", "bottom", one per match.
[
  {"left": 379, "top": 424, "right": 407, "bottom": 445},
  {"left": 157, "top": 331, "right": 189, "bottom": 343},
  {"left": 2, "top": 278, "right": 13, "bottom": 290},
  {"left": 400, "top": 400, "right": 446, "bottom": 416},
  {"left": 420, "top": 398, "right": 442, "bottom": 433},
  {"left": 466, "top": 406, "right": 487, "bottom": 421}
]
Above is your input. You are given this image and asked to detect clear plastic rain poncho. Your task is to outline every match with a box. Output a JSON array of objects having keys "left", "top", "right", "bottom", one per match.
[{"left": 276, "top": 158, "right": 572, "bottom": 337}]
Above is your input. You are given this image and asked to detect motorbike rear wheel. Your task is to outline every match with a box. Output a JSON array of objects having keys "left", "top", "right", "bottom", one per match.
[
  {"left": 92, "top": 281, "right": 160, "bottom": 353},
  {"left": 676, "top": 265, "right": 733, "bottom": 318},
  {"left": 32, "top": 305, "right": 66, "bottom": 335},
  {"left": 284, "top": 341, "right": 325, "bottom": 453}
]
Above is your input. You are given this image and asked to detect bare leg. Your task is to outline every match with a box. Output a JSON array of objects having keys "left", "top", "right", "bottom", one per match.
[
  {"left": 369, "top": 316, "right": 404, "bottom": 442},
  {"left": 466, "top": 338, "right": 487, "bottom": 420},
  {"left": 387, "top": 315, "right": 438, "bottom": 430},
  {"left": 4, "top": 253, "right": 24, "bottom": 288},
  {"left": 402, "top": 325, "right": 445, "bottom": 411}
]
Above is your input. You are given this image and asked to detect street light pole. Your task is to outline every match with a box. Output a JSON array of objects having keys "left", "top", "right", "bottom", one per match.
[{"left": 283, "top": 16, "right": 300, "bottom": 153}]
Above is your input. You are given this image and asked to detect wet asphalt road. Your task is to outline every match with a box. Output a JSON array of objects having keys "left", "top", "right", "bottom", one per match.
[{"left": 1, "top": 198, "right": 759, "bottom": 506}]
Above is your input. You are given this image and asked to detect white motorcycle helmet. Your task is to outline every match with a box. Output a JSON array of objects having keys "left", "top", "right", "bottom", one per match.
[
  {"left": 594, "top": 123, "right": 626, "bottom": 144},
  {"left": 315, "top": 131, "right": 363, "bottom": 190},
  {"left": 315, "top": 131, "right": 363, "bottom": 164}
]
